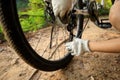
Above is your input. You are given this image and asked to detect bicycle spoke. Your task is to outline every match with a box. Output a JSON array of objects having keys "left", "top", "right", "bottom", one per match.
[
  {"left": 56, "top": 27, "right": 60, "bottom": 60},
  {"left": 48, "top": 38, "right": 68, "bottom": 60},
  {"left": 42, "top": 43, "right": 50, "bottom": 57},
  {"left": 62, "top": 27, "right": 69, "bottom": 56},
  {"left": 35, "top": 33, "right": 42, "bottom": 51}
]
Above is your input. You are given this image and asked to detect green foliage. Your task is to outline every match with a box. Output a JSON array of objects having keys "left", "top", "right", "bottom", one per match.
[
  {"left": 0, "top": 0, "right": 46, "bottom": 33},
  {"left": 20, "top": 13, "right": 45, "bottom": 31},
  {"left": 29, "top": 0, "right": 43, "bottom": 4},
  {"left": 96, "top": 0, "right": 112, "bottom": 8},
  {"left": 105, "top": 0, "right": 112, "bottom": 9},
  {"left": 28, "top": 0, "right": 44, "bottom": 10},
  {"left": 16, "top": 0, "right": 28, "bottom": 11},
  {"left": 0, "top": 27, "right": 2, "bottom": 33},
  {"left": 99, "top": 8, "right": 110, "bottom": 16},
  {"left": 97, "top": 0, "right": 112, "bottom": 16},
  {"left": 18, "top": 0, "right": 46, "bottom": 32}
]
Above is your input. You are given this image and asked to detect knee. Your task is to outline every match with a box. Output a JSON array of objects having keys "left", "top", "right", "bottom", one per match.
[
  {"left": 109, "top": 2, "right": 120, "bottom": 30},
  {"left": 109, "top": 12, "right": 120, "bottom": 31},
  {"left": 109, "top": 3, "right": 117, "bottom": 24},
  {"left": 109, "top": 12, "right": 117, "bottom": 26}
]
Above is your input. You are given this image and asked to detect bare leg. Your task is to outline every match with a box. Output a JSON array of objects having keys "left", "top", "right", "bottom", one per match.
[{"left": 89, "top": 38, "right": 120, "bottom": 53}]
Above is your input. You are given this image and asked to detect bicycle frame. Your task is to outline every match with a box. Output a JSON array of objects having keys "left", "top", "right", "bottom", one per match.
[{"left": 45, "top": 0, "right": 113, "bottom": 38}]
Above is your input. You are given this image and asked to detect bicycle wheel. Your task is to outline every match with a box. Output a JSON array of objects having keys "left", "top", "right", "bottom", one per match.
[{"left": 0, "top": 0, "right": 84, "bottom": 71}]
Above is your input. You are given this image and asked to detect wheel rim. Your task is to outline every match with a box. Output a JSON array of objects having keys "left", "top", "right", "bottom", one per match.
[{"left": 16, "top": 1, "right": 77, "bottom": 61}]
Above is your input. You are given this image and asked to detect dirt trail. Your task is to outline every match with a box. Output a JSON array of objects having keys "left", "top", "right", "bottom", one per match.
[{"left": 0, "top": 21, "right": 120, "bottom": 80}]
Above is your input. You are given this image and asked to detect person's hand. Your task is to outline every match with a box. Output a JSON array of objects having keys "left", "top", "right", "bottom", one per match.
[{"left": 65, "top": 37, "right": 91, "bottom": 56}]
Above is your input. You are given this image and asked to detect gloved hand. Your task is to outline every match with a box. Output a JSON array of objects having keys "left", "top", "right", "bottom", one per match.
[
  {"left": 51, "top": 0, "right": 77, "bottom": 24},
  {"left": 65, "top": 37, "right": 91, "bottom": 56}
]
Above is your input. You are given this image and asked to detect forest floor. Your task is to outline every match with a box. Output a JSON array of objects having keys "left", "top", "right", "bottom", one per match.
[{"left": 0, "top": 21, "right": 120, "bottom": 80}]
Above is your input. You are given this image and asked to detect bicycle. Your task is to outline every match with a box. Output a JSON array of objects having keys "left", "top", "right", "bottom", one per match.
[{"left": 0, "top": 0, "right": 114, "bottom": 71}]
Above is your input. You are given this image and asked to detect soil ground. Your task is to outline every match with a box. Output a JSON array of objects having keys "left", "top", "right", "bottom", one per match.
[{"left": 0, "top": 21, "right": 120, "bottom": 80}]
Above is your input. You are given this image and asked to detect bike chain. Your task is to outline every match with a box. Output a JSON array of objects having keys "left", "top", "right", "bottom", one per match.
[{"left": 44, "top": 1, "right": 55, "bottom": 23}]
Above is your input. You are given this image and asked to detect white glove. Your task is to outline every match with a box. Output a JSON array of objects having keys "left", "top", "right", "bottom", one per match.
[
  {"left": 65, "top": 37, "right": 91, "bottom": 56},
  {"left": 52, "top": 0, "right": 77, "bottom": 19}
]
